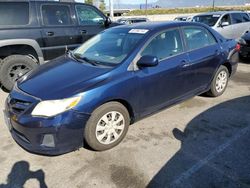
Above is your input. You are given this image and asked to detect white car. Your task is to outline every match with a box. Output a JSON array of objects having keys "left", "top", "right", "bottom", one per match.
[{"left": 192, "top": 11, "right": 250, "bottom": 39}]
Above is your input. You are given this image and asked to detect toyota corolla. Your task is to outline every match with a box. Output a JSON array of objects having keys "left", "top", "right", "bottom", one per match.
[{"left": 4, "top": 22, "right": 239, "bottom": 155}]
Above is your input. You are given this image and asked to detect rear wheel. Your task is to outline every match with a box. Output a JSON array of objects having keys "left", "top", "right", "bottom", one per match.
[
  {"left": 206, "top": 65, "right": 229, "bottom": 97},
  {"left": 0, "top": 55, "right": 38, "bottom": 91},
  {"left": 84, "top": 102, "right": 130, "bottom": 151}
]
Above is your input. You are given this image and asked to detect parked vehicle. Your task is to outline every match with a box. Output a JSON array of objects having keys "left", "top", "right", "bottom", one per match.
[
  {"left": 192, "top": 11, "right": 250, "bottom": 39},
  {"left": 0, "top": 0, "right": 119, "bottom": 91},
  {"left": 238, "top": 30, "right": 250, "bottom": 60},
  {"left": 4, "top": 22, "right": 239, "bottom": 155},
  {"left": 117, "top": 17, "right": 149, "bottom": 24}
]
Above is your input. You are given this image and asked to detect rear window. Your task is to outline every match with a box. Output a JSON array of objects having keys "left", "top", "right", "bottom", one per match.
[
  {"left": 0, "top": 2, "right": 29, "bottom": 26},
  {"left": 183, "top": 27, "right": 217, "bottom": 50}
]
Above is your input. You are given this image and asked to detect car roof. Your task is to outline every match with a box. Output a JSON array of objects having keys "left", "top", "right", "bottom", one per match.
[
  {"left": 195, "top": 10, "right": 246, "bottom": 16},
  {"left": 113, "top": 21, "right": 207, "bottom": 32}
]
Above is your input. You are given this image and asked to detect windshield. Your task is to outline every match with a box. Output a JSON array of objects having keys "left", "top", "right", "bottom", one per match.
[
  {"left": 74, "top": 28, "right": 147, "bottom": 66},
  {"left": 193, "top": 14, "right": 221, "bottom": 26}
]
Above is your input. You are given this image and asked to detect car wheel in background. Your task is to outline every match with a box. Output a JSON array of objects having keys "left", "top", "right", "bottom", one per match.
[
  {"left": 84, "top": 102, "right": 130, "bottom": 151},
  {"left": 206, "top": 65, "right": 229, "bottom": 97},
  {"left": 0, "top": 58, "right": 2, "bottom": 85},
  {"left": 0, "top": 55, "right": 38, "bottom": 91}
]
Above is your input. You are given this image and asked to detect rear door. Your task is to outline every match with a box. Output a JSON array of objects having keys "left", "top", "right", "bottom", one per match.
[
  {"left": 38, "top": 2, "right": 79, "bottom": 60},
  {"left": 230, "top": 13, "right": 250, "bottom": 39},
  {"left": 182, "top": 26, "right": 222, "bottom": 90},
  {"left": 74, "top": 4, "right": 107, "bottom": 43}
]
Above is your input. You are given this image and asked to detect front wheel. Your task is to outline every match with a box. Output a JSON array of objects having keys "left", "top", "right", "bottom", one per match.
[
  {"left": 206, "top": 65, "right": 229, "bottom": 97},
  {"left": 84, "top": 102, "right": 130, "bottom": 151}
]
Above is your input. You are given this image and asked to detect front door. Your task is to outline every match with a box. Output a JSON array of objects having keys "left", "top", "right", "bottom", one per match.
[
  {"left": 135, "top": 28, "right": 191, "bottom": 116},
  {"left": 216, "top": 13, "right": 233, "bottom": 39},
  {"left": 74, "top": 4, "right": 107, "bottom": 44}
]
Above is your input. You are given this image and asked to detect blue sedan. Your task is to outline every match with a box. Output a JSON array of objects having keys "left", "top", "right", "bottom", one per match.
[{"left": 4, "top": 22, "right": 239, "bottom": 155}]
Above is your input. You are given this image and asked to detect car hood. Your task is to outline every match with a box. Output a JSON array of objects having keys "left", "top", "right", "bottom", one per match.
[{"left": 18, "top": 56, "right": 111, "bottom": 100}]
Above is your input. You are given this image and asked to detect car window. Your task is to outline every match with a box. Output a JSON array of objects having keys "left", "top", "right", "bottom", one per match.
[
  {"left": 231, "top": 13, "right": 243, "bottom": 24},
  {"left": 42, "top": 5, "right": 72, "bottom": 26},
  {"left": 242, "top": 13, "right": 250, "bottom": 22},
  {"left": 183, "top": 27, "right": 216, "bottom": 50},
  {"left": 141, "top": 29, "right": 184, "bottom": 61},
  {"left": 75, "top": 5, "right": 105, "bottom": 25},
  {"left": 0, "top": 2, "right": 29, "bottom": 26},
  {"left": 220, "top": 14, "right": 231, "bottom": 25}
]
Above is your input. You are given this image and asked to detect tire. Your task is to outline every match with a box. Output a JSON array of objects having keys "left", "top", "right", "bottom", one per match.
[
  {"left": 0, "top": 58, "right": 4, "bottom": 90},
  {"left": 84, "top": 102, "right": 130, "bottom": 151},
  {"left": 0, "top": 58, "right": 3, "bottom": 85},
  {"left": 206, "top": 65, "right": 229, "bottom": 97},
  {"left": 0, "top": 55, "right": 38, "bottom": 91}
]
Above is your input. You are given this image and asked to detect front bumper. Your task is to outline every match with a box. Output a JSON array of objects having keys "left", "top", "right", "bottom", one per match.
[{"left": 4, "top": 89, "right": 90, "bottom": 156}]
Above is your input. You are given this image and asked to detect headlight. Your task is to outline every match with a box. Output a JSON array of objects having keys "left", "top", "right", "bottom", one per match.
[{"left": 31, "top": 96, "right": 81, "bottom": 117}]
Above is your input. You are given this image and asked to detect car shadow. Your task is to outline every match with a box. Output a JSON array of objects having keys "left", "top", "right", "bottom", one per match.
[
  {"left": 0, "top": 161, "right": 48, "bottom": 188},
  {"left": 147, "top": 96, "right": 250, "bottom": 188}
]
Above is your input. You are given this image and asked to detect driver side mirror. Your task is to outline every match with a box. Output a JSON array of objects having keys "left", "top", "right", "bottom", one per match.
[
  {"left": 220, "top": 21, "right": 229, "bottom": 27},
  {"left": 105, "top": 17, "right": 112, "bottom": 27},
  {"left": 137, "top": 55, "right": 159, "bottom": 68}
]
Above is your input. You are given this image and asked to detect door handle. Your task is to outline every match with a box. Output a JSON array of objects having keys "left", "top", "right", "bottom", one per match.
[
  {"left": 80, "top": 30, "right": 87, "bottom": 35},
  {"left": 181, "top": 60, "right": 191, "bottom": 68},
  {"left": 46, "top": 31, "right": 54, "bottom": 36}
]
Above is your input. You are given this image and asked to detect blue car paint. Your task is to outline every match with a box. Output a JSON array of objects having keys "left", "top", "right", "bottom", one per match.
[{"left": 4, "top": 22, "right": 238, "bottom": 155}]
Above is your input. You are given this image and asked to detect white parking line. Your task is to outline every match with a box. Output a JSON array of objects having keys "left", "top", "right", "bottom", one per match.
[{"left": 170, "top": 124, "right": 250, "bottom": 187}]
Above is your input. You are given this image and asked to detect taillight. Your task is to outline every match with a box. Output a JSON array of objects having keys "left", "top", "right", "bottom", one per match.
[{"left": 236, "top": 43, "right": 241, "bottom": 52}]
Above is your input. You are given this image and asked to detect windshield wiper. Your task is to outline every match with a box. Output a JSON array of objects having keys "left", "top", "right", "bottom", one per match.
[
  {"left": 80, "top": 56, "right": 98, "bottom": 66},
  {"left": 67, "top": 51, "right": 97, "bottom": 66}
]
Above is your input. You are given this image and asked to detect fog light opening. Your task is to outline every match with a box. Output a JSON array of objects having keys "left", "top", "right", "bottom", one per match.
[{"left": 41, "top": 134, "right": 55, "bottom": 148}]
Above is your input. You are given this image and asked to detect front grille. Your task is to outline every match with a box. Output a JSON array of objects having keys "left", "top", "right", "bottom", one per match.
[{"left": 9, "top": 98, "right": 32, "bottom": 115}]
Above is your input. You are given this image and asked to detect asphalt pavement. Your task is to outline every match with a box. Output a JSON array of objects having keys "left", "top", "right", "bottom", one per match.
[{"left": 0, "top": 62, "right": 249, "bottom": 188}]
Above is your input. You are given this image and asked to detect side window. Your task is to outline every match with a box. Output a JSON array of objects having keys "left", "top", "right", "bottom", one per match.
[
  {"left": 42, "top": 5, "right": 72, "bottom": 26},
  {"left": 141, "top": 29, "right": 184, "bottom": 61},
  {"left": 75, "top": 5, "right": 105, "bottom": 25},
  {"left": 183, "top": 27, "right": 216, "bottom": 51},
  {"left": 220, "top": 14, "right": 231, "bottom": 25},
  {"left": 231, "top": 13, "right": 243, "bottom": 24},
  {"left": 242, "top": 13, "right": 250, "bottom": 22},
  {"left": 0, "top": 2, "right": 29, "bottom": 26}
]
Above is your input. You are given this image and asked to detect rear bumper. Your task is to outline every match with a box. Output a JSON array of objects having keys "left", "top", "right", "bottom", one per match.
[{"left": 4, "top": 102, "right": 90, "bottom": 156}]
